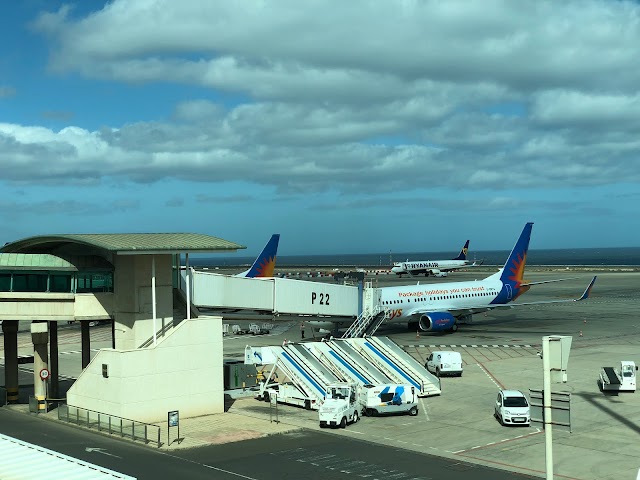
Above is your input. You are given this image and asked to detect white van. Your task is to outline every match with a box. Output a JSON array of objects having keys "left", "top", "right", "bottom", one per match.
[
  {"left": 425, "top": 351, "right": 463, "bottom": 377},
  {"left": 361, "top": 384, "right": 418, "bottom": 417}
]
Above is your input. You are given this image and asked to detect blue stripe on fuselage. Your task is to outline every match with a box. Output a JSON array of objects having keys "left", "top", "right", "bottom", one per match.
[
  {"left": 363, "top": 342, "right": 420, "bottom": 390},
  {"left": 281, "top": 350, "right": 326, "bottom": 397}
]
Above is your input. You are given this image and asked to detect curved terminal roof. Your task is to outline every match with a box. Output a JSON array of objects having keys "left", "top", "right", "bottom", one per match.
[
  {"left": 1, "top": 233, "right": 246, "bottom": 256},
  {"left": 0, "top": 253, "right": 112, "bottom": 271}
]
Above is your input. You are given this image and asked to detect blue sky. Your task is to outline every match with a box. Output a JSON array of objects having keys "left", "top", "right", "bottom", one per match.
[{"left": 1, "top": 1, "right": 639, "bottom": 257}]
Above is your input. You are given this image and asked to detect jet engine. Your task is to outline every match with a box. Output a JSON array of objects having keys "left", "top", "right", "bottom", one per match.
[{"left": 418, "top": 312, "right": 457, "bottom": 332}]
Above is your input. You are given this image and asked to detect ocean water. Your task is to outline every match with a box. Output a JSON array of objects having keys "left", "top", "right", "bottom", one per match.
[{"left": 187, "top": 247, "right": 640, "bottom": 268}]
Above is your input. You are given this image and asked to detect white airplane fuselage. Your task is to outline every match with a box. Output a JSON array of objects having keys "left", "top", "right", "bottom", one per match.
[
  {"left": 391, "top": 259, "right": 471, "bottom": 276},
  {"left": 380, "top": 275, "right": 502, "bottom": 322}
]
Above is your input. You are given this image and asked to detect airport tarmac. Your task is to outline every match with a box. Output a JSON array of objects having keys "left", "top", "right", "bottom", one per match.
[
  {"left": 1, "top": 269, "right": 639, "bottom": 479},
  {"left": 220, "top": 270, "right": 640, "bottom": 480}
]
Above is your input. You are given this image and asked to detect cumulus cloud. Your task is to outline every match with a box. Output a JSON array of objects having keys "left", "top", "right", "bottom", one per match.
[{"left": 5, "top": 0, "right": 637, "bottom": 194}]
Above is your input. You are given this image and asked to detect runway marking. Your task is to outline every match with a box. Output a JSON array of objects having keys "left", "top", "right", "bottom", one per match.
[
  {"left": 453, "top": 429, "right": 543, "bottom": 454},
  {"left": 419, "top": 397, "right": 429, "bottom": 420},
  {"left": 475, "top": 362, "right": 504, "bottom": 390},
  {"left": 161, "top": 451, "right": 259, "bottom": 479}
]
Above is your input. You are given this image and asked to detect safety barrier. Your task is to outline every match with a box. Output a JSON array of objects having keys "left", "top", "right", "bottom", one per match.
[{"left": 58, "top": 404, "right": 162, "bottom": 448}]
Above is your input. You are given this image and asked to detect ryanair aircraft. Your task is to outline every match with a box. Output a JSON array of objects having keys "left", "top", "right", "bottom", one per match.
[{"left": 391, "top": 240, "right": 482, "bottom": 277}]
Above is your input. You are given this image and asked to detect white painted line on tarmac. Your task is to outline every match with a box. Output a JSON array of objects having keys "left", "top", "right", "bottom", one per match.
[
  {"left": 419, "top": 397, "right": 429, "bottom": 420},
  {"left": 475, "top": 363, "right": 502, "bottom": 389}
]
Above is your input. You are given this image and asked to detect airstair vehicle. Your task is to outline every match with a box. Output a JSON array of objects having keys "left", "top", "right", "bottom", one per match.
[
  {"left": 343, "top": 337, "right": 441, "bottom": 397},
  {"left": 245, "top": 343, "right": 346, "bottom": 410},
  {"left": 302, "top": 340, "right": 391, "bottom": 386},
  {"left": 245, "top": 336, "right": 440, "bottom": 410}
]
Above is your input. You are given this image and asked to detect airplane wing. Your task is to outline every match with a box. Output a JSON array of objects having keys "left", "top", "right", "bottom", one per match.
[
  {"left": 521, "top": 277, "right": 580, "bottom": 286},
  {"left": 406, "top": 276, "right": 597, "bottom": 318}
]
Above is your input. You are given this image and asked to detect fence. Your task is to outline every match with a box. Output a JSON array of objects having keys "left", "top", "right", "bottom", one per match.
[{"left": 58, "top": 404, "right": 162, "bottom": 447}]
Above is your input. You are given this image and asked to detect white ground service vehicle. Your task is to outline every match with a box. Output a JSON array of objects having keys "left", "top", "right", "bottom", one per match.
[
  {"left": 425, "top": 351, "right": 463, "bottom": 377},
  {"left": 599, "top": 361, "right": 638, "bottom": 392},
  {"left": 319, "top": 383, "right": 361, "bottom": 428},
  {"left": 361, "top": 384, "right": 418, "bottom": 417},
  {"left": 495, "top": 390, "right": 530, "bottom": 426}
]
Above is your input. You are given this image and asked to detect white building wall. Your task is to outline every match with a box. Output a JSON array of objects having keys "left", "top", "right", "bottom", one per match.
[
  {"left": 113, "top": 254, "right": 174, "bottom": 350},
  {"left": 66, "top": 315, "right": 223, "bottom": 423}
]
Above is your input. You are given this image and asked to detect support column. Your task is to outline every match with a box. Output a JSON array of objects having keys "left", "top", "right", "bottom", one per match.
[
  {"left": 49, "top": 321, "right": 59, "bottom": 400},
  {"left": 2, "top": 321, "right": 19, "bottom": 403},
  {"left": 31, "top": 322, "right": 49, "bottom": 413},
  {"left": 81, "top": 321, "right": 90, "bottom": 369}
]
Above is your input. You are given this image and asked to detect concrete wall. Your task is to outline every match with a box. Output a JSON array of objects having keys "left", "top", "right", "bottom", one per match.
[
  {"left": 0, "top": 292, "right": 112, "bottom": 321},
  {"left": 113, "top": 254, "right": 174, "bottom": 350},
  {"left": 66, "top": 315, "right": 223, "bottom": 423},
  {"left": 74, "top": 293, "right": 112, "bottom": 320},
  {"left": 0, "top": 293, "right": 74, "bottom": 321}
]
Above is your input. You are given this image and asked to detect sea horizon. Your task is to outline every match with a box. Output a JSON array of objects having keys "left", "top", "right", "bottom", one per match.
[{"left": 186, "top": 246, "right": 640, "bottom": 268}]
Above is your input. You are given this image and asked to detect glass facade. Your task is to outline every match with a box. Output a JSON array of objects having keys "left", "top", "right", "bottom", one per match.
[{"left": 0, "top": 271, "right": 113, "bottom": 293}]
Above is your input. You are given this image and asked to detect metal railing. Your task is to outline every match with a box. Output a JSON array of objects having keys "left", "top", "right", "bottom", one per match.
[{"left": 58, "top": 404, "right": 162, "bottom": 448}]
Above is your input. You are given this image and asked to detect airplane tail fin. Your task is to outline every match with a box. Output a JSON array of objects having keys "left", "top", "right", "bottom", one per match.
[
  {"left": 237, "top": 234, "right": 280, "bottom": 278},
  {"left": 498, "top": 223, "right": 533, "bottom": 294},
  {"left": 577, "top": 276, "right": 597, "bottom": 301},
  {"left": 452, "top": 240, "right": 470, "bottom": 261}
]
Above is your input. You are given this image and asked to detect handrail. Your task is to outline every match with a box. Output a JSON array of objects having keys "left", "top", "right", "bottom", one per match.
[{"left": 58, "top": 403, "right": 162, "bottom": 448}]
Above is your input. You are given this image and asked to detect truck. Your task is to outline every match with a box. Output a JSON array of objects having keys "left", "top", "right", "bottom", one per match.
[
  {"left": 361, "top": 384, "right": 418, "bottom": 417},
  {"left": 599, "top": 361, "right": 638, "bottom": 392},
  {"left": 319, "top": 383, "right": 361, "bottom": 428}
]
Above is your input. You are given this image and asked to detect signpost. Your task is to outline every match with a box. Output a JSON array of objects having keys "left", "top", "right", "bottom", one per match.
[
  {"left": 168, "top": 410, "right": 179, "bottom": 446},
  {"left": 529, "top": 389, "right": 571, "bottom": 432},
  {"left": 540, "top": 335, "right": 573, "bottom": 480}
]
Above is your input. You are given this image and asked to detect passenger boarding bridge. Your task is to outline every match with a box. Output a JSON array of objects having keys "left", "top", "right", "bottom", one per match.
[{"left": 182, "top": 269, "right": 387, "bottom": 337}]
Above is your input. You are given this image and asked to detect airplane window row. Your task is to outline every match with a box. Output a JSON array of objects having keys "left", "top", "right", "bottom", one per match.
[{"left": 383, "top": 292, "right": 492, "bottom": 305}]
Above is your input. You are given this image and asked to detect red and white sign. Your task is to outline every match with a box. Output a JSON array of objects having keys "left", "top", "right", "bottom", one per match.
[{"left": 39, "top": 368, "right": 50, "bottom": 381}]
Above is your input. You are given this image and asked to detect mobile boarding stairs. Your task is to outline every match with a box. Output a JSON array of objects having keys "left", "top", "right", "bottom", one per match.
[{"left": 245, "top": 336, "right": 440, "bottom": 410}]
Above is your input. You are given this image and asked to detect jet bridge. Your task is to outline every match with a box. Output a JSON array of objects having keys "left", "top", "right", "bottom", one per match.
[
  {"left": 185, "top": 270, "right": 361, "bottom": 317},
  {"left": 343, "top": 337, "right": 441, "bottom": 397}
]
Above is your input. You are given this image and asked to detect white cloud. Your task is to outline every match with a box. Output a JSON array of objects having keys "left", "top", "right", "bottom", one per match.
[{"left": 6, "top": 0, "right": 636, "bottom": 195}]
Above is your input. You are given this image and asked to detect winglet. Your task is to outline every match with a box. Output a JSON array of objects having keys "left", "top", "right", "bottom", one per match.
[
  {"left": 453, "top": 240, "right": 470, "bottom": 261},
  {"left": 577, "top": 276, "right": 597, "bottom": 301}
]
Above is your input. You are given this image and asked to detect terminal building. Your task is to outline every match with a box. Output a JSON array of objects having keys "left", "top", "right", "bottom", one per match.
[{"left": 0, "top": 232, "right": 374, "bottom": 423}]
